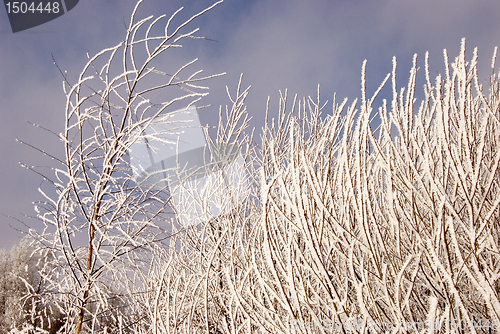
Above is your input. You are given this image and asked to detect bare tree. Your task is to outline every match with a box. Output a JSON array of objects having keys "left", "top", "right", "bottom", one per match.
[{"left": 24, "top": 1, "right": 224, "bottom": 333}]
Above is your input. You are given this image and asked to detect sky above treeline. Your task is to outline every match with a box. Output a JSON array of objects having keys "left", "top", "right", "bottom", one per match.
[{"left": 0, "top": 0, "right": 499, "bottom": 250}]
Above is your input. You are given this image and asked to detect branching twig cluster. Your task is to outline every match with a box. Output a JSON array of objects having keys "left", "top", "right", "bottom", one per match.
[
  {"left": 17, "top": 0, "right": 500, "bottom": 332},
  {"left": 25, "top": 1, "right": 224, "bottom": 333},
  {"left": 137, "top": 40, "right": 500, "bottom": 334}
]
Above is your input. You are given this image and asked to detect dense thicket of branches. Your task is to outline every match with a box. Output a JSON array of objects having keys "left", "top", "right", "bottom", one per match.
[
  {"left": 9, "top": 1, "right": 500, "bottom": 333},
  {"left": 134, "top": 39, "right": 500, "bottom": 334}
]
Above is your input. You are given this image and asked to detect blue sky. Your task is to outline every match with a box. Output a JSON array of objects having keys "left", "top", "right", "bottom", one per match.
[{"left": 0, "top": 0, "right": 499, "bottom": 250}]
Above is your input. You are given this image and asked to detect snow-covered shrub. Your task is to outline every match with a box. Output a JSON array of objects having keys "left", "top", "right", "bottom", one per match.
[
  {"left": 128, "top": 78, "right": 254, "bottom": 333},
  {"left": 140, "top": 40, "right": 500, "bottom": 334},
  {"left": 0, "top": 239, "right": 33, "bottom": 332},
  {"left": 0, "top": 238, "right": 63, "bottom": 333}
]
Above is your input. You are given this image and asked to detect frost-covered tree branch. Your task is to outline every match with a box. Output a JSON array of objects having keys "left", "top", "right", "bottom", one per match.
[{"left": 25, "top": 1, "right": 224, "bottom": 333}]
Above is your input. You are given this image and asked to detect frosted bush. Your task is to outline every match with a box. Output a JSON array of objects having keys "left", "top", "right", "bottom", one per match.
[
  {"left": 0, "top": 238, "right": 61, "bottom": 333},
  {"left": 140, "top": 40, "right": 500, "bottom": 333}
]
